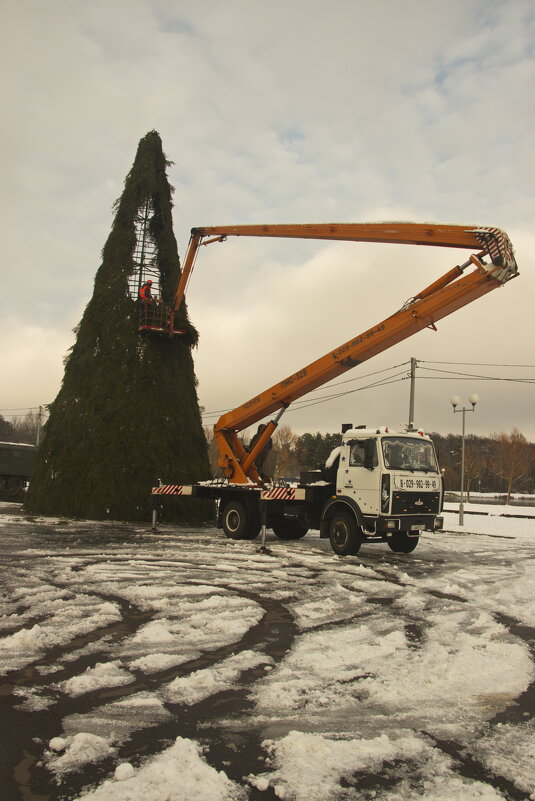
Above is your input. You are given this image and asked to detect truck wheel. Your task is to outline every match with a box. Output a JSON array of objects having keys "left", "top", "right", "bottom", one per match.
[
  {"left": 272, "top": 521, "right": 308, "bottom": 540},
  {"left": 388, "top": 533, "right": 419, "bottom": 553},
  {"left": 329, "top": 511, "right": 362, "bottom": 555},
  {"left": 221, "top": 501, "right": 260, "bottom": 540}
]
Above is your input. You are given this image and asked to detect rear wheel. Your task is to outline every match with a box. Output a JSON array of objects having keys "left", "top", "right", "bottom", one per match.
[
  {"left": 329, "top": 511, "right": 362, "bottom": 555},
  {"left": 221, "top": 501, "right": 260, "bottom": 541},
  {"left": 388, "top": 533, "right": 419, "bottom": 553},
  {"left": 272, "top": 520, "right": 308, "bottom": 540}
]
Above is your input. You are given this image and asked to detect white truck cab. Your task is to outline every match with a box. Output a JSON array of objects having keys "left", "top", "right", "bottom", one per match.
[{"left": 316, "top": 426, "right": 444, "bottom": 554}]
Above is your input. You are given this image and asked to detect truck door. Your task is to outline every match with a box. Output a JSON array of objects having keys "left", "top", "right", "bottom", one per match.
[{"left": 339, "top": 439, "right": 380, "bottom": 515}]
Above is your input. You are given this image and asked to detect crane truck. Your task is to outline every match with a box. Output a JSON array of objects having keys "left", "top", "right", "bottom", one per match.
[{"left": 152, "top": 223, "right": 518, "bottom": 555}]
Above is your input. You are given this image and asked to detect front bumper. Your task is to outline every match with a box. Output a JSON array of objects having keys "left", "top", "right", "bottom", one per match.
[{"left": 375, "top": 515, "right": 444, "bottom": 536}]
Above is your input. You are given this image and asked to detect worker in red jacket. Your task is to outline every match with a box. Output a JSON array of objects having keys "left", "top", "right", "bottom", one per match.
[{"left": 139, "top": 280, "right": 153, "bottom": 302}]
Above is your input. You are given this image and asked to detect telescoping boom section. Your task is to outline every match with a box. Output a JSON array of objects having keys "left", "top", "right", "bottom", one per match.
[{"left": 171, "top": 223, "right": 518, "bottom": 485}]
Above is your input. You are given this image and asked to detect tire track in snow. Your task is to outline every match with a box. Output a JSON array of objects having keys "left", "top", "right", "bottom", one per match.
[
  {"left": 424, "top": 733, "right": 532, "bottom": 801},
  {"left": 47, "top": 585, "right": 298, "bottom": 801},
  {"left": 2, "top": 583, "right": 154, "bottom": 801},
  {"left": 333, "top": 559, "right": 535, "bottom": 797},
  {"left": 2, "top": 548, "right": 298, "bottom": 801},
  {"left": 3, "top": 524, "right": 532, "bottom": 800},
  {"left": 489, "top": 614, "right": 535, "bottom": 727},
  {"left": 2, "top": 587, "right": 153, "bottom": 689}
]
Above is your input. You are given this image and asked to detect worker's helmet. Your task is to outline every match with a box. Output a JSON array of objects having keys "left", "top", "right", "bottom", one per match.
[{"left": 146, "top": 280, "right": 153, "bottom": 284}]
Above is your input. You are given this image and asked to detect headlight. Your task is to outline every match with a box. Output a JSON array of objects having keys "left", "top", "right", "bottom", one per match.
[{"left": 381, "top": 474, "right": 390, "bottom": 513}]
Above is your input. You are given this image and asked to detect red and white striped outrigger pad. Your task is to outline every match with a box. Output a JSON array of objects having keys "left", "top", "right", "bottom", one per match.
[
  {"left": 152, "top": 485, "right": 192, "bottom": 495},
  {"left": 261, "top": 487, "right": 306, "bottom": 500},
  {"left": 470, "top": 227, "right": 517, "bottom": 275}
]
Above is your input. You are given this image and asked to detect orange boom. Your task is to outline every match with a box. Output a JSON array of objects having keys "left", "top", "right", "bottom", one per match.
[{"left": 168, "top": 223, "right": 517, "bottom": 484}]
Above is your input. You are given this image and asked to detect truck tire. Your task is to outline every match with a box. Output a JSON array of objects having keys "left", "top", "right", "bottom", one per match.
[
  {"left": 221, "top": 501, "right": 260, "bottom": 541},
  {"left": 388, "top": 533, "right": 419, "bottom": 553},
  {"left": 272, "top": 520, "right": 308, "bottom": 540},
  {"left": 329, "top": 511, "right": 362, "bottom": 555}
]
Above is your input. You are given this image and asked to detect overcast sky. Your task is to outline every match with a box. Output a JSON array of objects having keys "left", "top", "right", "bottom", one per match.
[{"left": 1, "top": 0, "right": 534, "bottom": 442}]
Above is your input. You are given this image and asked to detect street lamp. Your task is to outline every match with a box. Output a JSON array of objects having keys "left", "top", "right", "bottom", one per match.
[{"left": 450, "top": 394, "right": 479, "bottom": 525}]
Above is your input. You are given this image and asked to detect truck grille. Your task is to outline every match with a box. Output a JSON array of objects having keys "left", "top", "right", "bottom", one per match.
[{"left": 391, "top": 491, "right": 440, "bottom": 515}]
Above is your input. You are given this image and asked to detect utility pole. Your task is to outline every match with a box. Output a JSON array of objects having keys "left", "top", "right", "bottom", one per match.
[
  {"left": 36, "top": 405, "right": 43, "bottom": 446},
  {"left": 450, "top": 394, "right": 479, "bottom": 525},
  {"left": 408, "top": 357, "right": 417, "bottom": 430}
]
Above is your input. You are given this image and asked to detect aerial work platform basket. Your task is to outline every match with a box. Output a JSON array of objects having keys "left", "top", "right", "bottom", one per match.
[{"left": 138, "top": 302, "right": 186, "bottom": 335}]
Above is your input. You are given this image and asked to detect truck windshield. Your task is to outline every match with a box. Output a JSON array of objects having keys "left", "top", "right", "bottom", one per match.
[{"left": 382, "top": 437, "right": 438, "bottom": 472}]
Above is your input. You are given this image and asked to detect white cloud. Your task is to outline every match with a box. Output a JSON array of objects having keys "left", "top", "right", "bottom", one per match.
[{"left": 1, "top": 0, "right": 534, "bottom": 439}]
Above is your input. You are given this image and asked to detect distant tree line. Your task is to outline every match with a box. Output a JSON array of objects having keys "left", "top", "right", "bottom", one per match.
[
  {"left": 0, "top": 412, "right": 41, "bottom": 445},
  {"left": 204, "top": 424, "right": 535, "bottom": 502},
  {"left": 5, "top": 412, "right": 534, "bottom": 504},
  {"left": 429, "top": 428, "right": 534, "bottom": 502}
]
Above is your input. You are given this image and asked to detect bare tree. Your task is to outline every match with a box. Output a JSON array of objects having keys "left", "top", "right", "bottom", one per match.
[
  {"left": 492, "top": 428, "right": 533, "bottom": 504},
  {"left": 272, "top": 424, "right": 299, "bottom": 478},
  {"left": 463, "top": 436, "right": 487, "bottom": 501},
  {"left": 11, "top": 410, "right": 42, "bottom": 445},
  {"left": 204, "top": 426, "right": 220, "bottom": 475}
]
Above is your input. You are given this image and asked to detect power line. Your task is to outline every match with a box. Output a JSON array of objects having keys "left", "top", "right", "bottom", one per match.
[
  {"left": 289, "top": 371, "right": 408, "bottom": 409},
  {"left": 420, "top": 360, "right": 535, "bottom": 368},
  {"left": 417, "top": 376, "right": 535, "bottom": 383},
  {"left": 0, "top": 406, "right": 41, "bottom": 412},
  {"left": 418, "top": 366, "right": 535, "bottom": 383},
  {"left": 201, "top": 362, "right": 410, "bottom": 420},
  {"left": 287, "top": 377, "right": 406, "bottom": 413},
  {"left": 303, "top": 360, "right": 410, "bottom": 391}
]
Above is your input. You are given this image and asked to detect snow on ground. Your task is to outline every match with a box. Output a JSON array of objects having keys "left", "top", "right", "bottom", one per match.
[
  {"left": 0, "top": 593, "right": 122, "bottom": 674},
  {"left": 46, "top": 732, "right": 116, "bottom": 777},
  {"left": 118, "top": 593, "right": 264, "bottom": 671},
  {"left": 61, "top": 691, "right": 172, "bottom": 753},
  {"left": 469, "top": 720, "right": 535, "bottom": 795},
  {"left": 73, "top": 736, "right": 246, "bottom": 801},
  {"left": 161, "top": 649, "right": 274, "bottom": 705},
  {"left": 59, "top": 660, "right": 135, "bottom": 697},
  {"left": 249, "top": 605, "right": 532, "bottom": 740},
  {"left": 252, "top": 730, "right": 506, "bottom": 801},
  {"left": 1, "top": 502, "right": 534, "bottom": 800}
]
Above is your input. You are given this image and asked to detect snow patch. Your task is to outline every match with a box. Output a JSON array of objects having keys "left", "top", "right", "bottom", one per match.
[
  {"left": 253, "top": 612, "right": 533, "bottom": 736},
  {"left": 252, "top": 730, "right": 426, "bottom": 801},
  {"left": 161, "top": 650, "right": 273, "bottom": 705},
  {"left": 114, "top": 763, "right": 135, "bottom": 781},
  {"left": 62, "top": 692, "right": 172, "bottom": 746},
  {"left": 49, "top": 737, "right": 67, "bottom": 752},
  {"left": 0, "top": 598, "right": 121, "bottom": 674},
  {"left": 60, "top": 661, "right": 134, "bottom": 697},
  {"left": 470, "top": 720, "right": 535, "bottom": 795},
  {"left": 74, "top": 737, "right": 245, "bottom": 800},
  {"left": 119, "top": 596, "right": 263, "bottom": 666},
  {"left": 129, "top": 652, "right": 195, "bottom": 673},
  {"left": 47, "top": 732, "right": 115, "bottom": 775}
]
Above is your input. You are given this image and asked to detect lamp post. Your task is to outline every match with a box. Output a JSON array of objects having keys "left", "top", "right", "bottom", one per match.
[{"left": 450, "top": 394, "right": 479, "bottom": 525}]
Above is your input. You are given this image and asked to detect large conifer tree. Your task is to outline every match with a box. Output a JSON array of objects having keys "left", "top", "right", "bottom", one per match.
[{"left": 26, "top": 131, "right": 211, "bottom": 522}]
